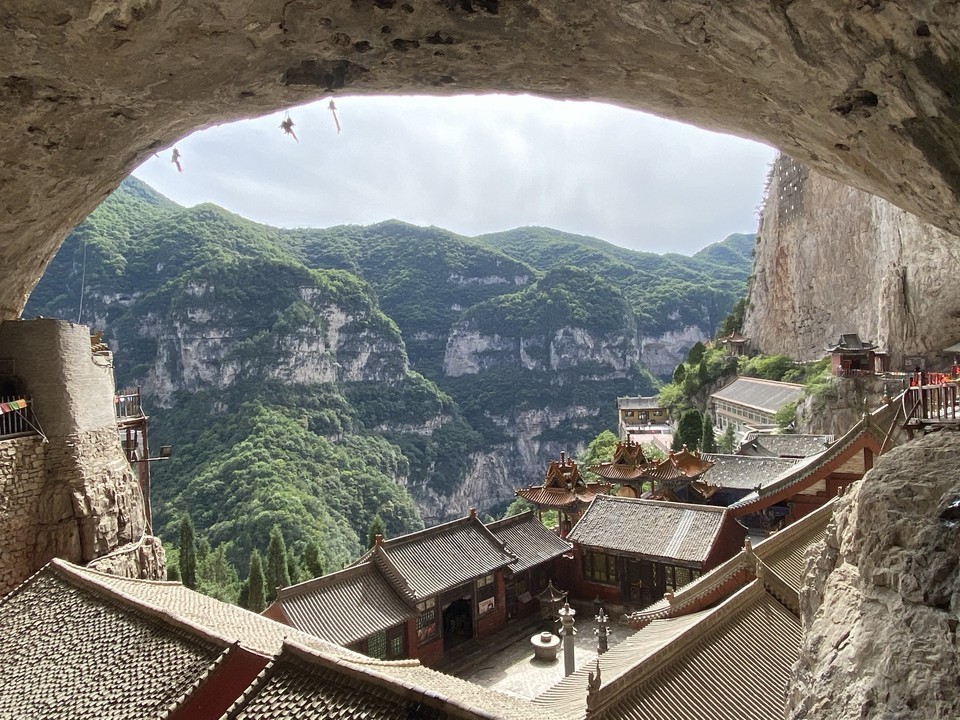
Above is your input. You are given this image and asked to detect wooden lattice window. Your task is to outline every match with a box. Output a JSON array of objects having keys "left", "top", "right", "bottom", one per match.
[
  {"left": 416, "top": 597, "right": 438, "bottom": 645},
  {"left": 584, "top": 551, "right": 618, "bottom": 585}
]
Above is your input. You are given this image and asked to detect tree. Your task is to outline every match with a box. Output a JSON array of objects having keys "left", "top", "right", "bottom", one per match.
[
  {"left": 672, "top": 409, "right": 703, "bottom": 452},
  {"left": 265, "top": 526, "right": 291, "bottom": 602},
  {"left": 302, "top": 539, "right": 324, "bottom": 579},
  {"left": 577, "top": 430, "right": 618, "bottom": 481},
  {"left": 367, "top": 515, "right": 387, "bottom": 549},
  {"left": 700, "top": 412, "right": 716, "bottom": 453},
  {"left": 247, "top": 550, "right": 266, "bottom": 612},
  {"left": 673, "top": 363, "right": 686, "bottom": 384},
  {"left": 198, "top": 544, "right": 241, "bottom": 604},
  {"left": 686, "top": 341, "right": 707, "bottom": 365},
  {"left": 178, "top": 514, "right": 197, "bottom": 589},
  {"left": 718, "top": 424, "right": 736, "bottom": 454}
]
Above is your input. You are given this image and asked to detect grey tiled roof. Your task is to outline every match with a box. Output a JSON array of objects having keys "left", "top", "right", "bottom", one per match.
[
  {"left": 754, "top": 501, "right": 833, "bottom": 593},
  {"left": 618, "top": 396, "right": 663, "bottom": 410},
  {"left": 593, "top": 582, "right": 801, "bottom": 720},
  {"left": 64, "top": 561, "right": 364, "bottom": 659},
  {"left": 567, "top": 495, "right": 727, "bottom": 565},
  {"left": 729, "top": 413, "right": 885, "bottom": 514},
  {"left": 701, "top": 454, "right": 799, "bottom": 490},
  {"left": 0, "top": 567, "right": 225, "bottom": 720},
  {"left": 225, "top": 643, "right": 449, "bottom": 720},
  {"left": 275, "top": 562, "right": 414, "bottom": 646},
  {"left": 486, "top": 511, "right": 572, "bottom": 573},
  {"left": 711, "top": 376, "right": 804, "bottom": 414},
  {"left": 360, "top": 516, "right": 516, "bottom": 600},
  {"left": 225, "top": 640, "right": 543, "bottom": 720},
  {"left": 739, "top": 433, "right": 834, "bottom": 458}
]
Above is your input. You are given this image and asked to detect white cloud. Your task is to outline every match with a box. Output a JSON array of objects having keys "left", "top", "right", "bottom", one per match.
[{"left": 133, "top": 94, "right": 777, "bottom": 254}]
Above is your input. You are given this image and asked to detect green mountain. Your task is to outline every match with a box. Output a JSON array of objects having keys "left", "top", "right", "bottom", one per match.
[
  {"left": 479, "top": 226, "right": 752, "bottom": 336},
  {"left": 26, "top": 178, "right": 754, "bottom": 573}
]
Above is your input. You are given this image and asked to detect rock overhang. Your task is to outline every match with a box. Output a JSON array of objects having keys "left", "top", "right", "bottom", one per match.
[{"left": 3, "top": 0, "right": 960, "bottom": 318}]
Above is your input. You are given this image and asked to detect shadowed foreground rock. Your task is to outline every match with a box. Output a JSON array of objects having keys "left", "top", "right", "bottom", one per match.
[{"left": 791, "top": 432, "right": 960, "bottom": 719}]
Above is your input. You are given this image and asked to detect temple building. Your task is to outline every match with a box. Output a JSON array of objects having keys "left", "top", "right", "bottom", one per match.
[
  {"left": 515, "top": 452, "right": 611, "bottom": 537},
  {"left": 727, "top": 410, "right": 888, "bottom": 529},
  {"left": 717, "top": 331, "right": 750, "bottom": 356},
  {"left": 737, "top": 432, "right": 834, "bottom": 459},
  {"left": 265, "top": 509, "right": 517, "bottom": 666},
  {"left": 710, "top": 376, "right": 805, "bottom": 440},
  {"left": 0, "top": 559, "right": 539, "bottom": 720},
  {"left": 698, "top": 453, "right": 800, "bottom": 507},
  {"left": 564, "top": 495, "right": 746, "bottom": 607},
  {"left": 617, "top": 395, "right": 670, "bottom": 438},
  {"left": 486, "top": 511, "right": 572, "bottom": 619},
  {"left": 533, "top": 500, "right": 835, "bottom": 720},
  {"left": 588, "top": 440, "right": 715, "bottom": 503},
  {"left": 825, "top": 333, "right": 888, "bottom": 376}
]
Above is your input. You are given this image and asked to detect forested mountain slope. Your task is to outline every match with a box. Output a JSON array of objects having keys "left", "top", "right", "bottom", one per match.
[{"left": 26, "top": 178, "right": 753, "bottom": 567}]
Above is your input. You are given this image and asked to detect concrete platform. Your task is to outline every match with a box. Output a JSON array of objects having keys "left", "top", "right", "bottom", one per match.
[{"left": 442, "top": 603, "right": 633, "bottom": 699}]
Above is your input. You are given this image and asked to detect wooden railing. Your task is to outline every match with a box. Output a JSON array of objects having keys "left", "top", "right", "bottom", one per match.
[
  {"left": 903, "top": 372, "right": 960, "bottom": 430},
  {"left": 0, "top": 396, "right": 36, "bottom": 440},
  {"left": 114, "top": 387, "right": 144, "bottom": 420}
]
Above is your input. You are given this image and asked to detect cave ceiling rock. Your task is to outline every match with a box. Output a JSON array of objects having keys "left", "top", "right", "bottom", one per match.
[{"left": 2, "top": 0, "right": 960, "bottom": 318}]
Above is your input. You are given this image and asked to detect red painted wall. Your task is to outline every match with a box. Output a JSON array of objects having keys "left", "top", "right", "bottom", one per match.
[
  {"left": 704, "top": 515, "right": 748, "bottom": 570},
  {"left": 562, "top": 549, "right": 622, "bottom": 605},
  {"left": 476, "top": 573, "right": 507, "bottom": 639},
  {"left": 167, "top": 646, "right": 270, "bottom": 720}
]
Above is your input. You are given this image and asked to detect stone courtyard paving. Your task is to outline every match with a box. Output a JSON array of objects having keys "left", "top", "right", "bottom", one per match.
[{"left": 452, "top": 607, "right": 635, "bottom": 699}]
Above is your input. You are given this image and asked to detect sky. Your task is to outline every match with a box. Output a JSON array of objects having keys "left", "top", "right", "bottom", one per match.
[{"left": 133, "top": 94, "right": 777, "bottom": 256}]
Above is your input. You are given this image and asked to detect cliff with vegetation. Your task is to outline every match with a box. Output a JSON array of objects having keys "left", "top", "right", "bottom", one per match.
[{"left": 26, "top": 177, "right": 752, "bottom": 560}]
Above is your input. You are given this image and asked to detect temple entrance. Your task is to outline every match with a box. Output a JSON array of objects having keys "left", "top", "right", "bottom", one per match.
[
  {"left": 624, "top": 560, "right": 657, "bottom": 606},
  {"left": 442, "top": 598, "right": 473, "bottom": 650}
]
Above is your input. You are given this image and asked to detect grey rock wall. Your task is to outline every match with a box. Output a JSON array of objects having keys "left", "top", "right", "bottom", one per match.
[
  {"left": 744, "top": 156, "right": 960, "bottom": 367},
  {"left": 790, "top": 432, "right": 960, "bottom": 719}
]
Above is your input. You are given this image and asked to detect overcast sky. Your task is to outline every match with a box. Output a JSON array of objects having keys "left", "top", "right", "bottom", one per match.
[{"left": 133, "top": 94, "right": 777, "bottom": 256}]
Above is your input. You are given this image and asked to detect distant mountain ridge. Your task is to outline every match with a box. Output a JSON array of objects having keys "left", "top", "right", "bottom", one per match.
[{"left": 26, "top": 177, "right": 754, "bottom": 565}]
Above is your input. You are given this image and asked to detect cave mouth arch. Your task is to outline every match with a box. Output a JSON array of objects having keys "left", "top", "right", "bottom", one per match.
[{"left": 3, "top": 2, "right": 959, "bottom": 319}]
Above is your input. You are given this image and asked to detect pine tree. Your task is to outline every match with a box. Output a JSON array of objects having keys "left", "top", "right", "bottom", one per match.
[
  {"left": 265, "top": 526, "right": 291, "bottom": 602},
  {"left": 302, "top": 539, "right": 324, "bottom": 579},
  {"left": 247, "top": 550, "right": 266, "bottom": 612},
  {"left": 700, "top": 412, "right": 716, "bottom": 453},
  {"left": 672, "top": 363, "right": 686, "bottom": 384},
  {"left": 719, "top": 424, "right": 736, "bottom": 454},
  {"left": 367, "top": 515, "right": 387, "bottom": 549},
  {"left": 178, "top": 514, "right": 197, "bottom": 589},
  {"left": 672, "top": 409, "right": 703, "bottom": 452}
]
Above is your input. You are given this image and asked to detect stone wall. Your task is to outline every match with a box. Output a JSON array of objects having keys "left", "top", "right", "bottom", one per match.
[
  {"left": 0, "top": 436, "right": 47, "bottom": 594},
  {"left": 744, "top": 156, "right": 960, "bottom": 368},
  {"left": 0, "top": 318, "right": 117, "bottom": 436},
  {"left": 0, "top": 319, "right": 163, "bottom": 595}
]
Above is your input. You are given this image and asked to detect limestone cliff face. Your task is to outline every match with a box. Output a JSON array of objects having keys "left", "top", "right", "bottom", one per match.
[
  {"left": 143, "top": 283, "right": 407, "bottom": 405},
  {"left": 790, "top": 432, "right": 960, "bottom": 719},
  {"left": 744, "top": 156, "right": 960, "bottom": 367},
  {"left": 640, "top": 325, "right": 709, "bottom": 378},
  {"left": 405, "top": 404, "right": 598, "bottom": 524},
  {"left": 443, "top": 321, "right": 639, "bottom": 379}
]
